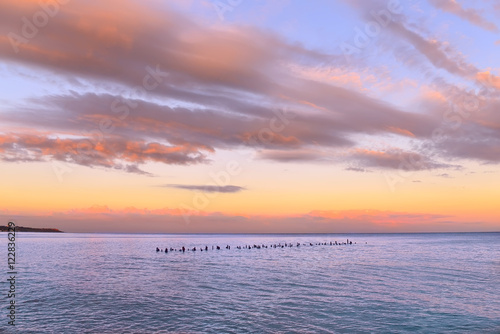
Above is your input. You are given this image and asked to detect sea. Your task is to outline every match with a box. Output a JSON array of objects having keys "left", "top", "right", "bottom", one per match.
[{"left": 1, "top": 232, "right": 499, "bottom": 333}]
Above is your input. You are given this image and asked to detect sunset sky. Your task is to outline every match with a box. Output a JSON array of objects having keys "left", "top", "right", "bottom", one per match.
[{"left": 1, "top": 0, "right": 499, "bottom": 233}]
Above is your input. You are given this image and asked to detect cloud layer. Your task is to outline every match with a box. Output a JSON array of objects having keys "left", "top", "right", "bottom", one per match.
[
  {"left": 428, "top": 0, "right": 498, "bottom": 32},
  {"left": 0, "top": 0, "right": 499, "bottom": 176},
  {"left": 1, "top": 206, "right": 490, "bottom": 233},
  {"left": 165, "top": 184, "right": 246, "bottom": 193}
]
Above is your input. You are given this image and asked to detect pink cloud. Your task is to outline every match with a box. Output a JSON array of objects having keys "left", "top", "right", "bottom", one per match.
[
  {"left": 0, "top": 133, "right": 211, "bottom": 174},
  {"left": 349, "top": 148, "right": 455, "bottom": 171},
  {"left": 1, "top": 206, "right": 494, "bottom": 233},
  {"left": 428, "top": 0, "right": 498, "bottom": 32},
  {"left": 388, "top": 22, "right": 478, "bottom": 78},
  {"left": 476, "top": 71, "right": 500, "bottom": 90}
]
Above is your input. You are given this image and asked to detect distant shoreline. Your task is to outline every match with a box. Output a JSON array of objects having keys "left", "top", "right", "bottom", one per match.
[{"left": 0, "top": 226, "right": 63, "bottom": 233}]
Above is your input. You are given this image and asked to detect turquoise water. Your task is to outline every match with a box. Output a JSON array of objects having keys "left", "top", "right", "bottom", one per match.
[{"left": 1, "top": 232, "right": 499, "bottom": 333}]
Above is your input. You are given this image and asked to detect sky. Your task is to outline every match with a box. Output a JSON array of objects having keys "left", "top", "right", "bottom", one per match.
[{"left": 0, "top": 0, "right": 499, "bottom": 233}]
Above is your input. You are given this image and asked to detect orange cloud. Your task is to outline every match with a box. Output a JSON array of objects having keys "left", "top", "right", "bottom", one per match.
[
  {"left": 3, "top": 206, "right": 494, "bottom": 233},
  {"left": 298, "top": 100, "right": 328, "bottom": 112},
  {"left": 421, "top": 87, "right": 447, "bottom": 103},
  {"left": 0, "top": 133, "right": 211, "bottom": 174},
  {"left": 476, "top": 71, "right": 500, "bottom": 89}
]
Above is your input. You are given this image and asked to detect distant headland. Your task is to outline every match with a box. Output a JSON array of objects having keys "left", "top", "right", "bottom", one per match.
[{"left": 0, "top": 226, "right": 63, "bottom": 233}]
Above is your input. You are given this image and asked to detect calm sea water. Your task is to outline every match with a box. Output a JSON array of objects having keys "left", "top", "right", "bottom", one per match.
[{"left": 1, "top": 232, "right": 499, "bottom": 333}]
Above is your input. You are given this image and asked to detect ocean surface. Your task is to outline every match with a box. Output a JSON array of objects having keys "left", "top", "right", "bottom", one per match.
[{"left": 1, "top": 232, "right": 499, "bottom": 333}]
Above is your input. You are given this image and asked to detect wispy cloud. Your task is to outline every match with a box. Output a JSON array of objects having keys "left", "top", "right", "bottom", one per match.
[
  {"left": 164, "top": 184, "right": 246, "bottom": 193},
  {"left": 388, "top": 21, "right": 478, "bottom": 78},
  {"left": 345, "top": 166, "right": 372, "bottom": 173},
  {"left": 350, "top": 148, "right": 456, "bottom": 171},
  {"left": 428, "top": 0, "right": 498, "bottom": 32},
  {"left": 3, "top": 206, "right": 494, "bottom": 233},
  {"left": 0, "top": 133, "right": 210, "bottom": 175}
]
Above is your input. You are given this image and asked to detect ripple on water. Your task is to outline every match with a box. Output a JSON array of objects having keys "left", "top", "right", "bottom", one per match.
[{"left": 4, "top": 232, "right": 500, "bottom": 333}]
